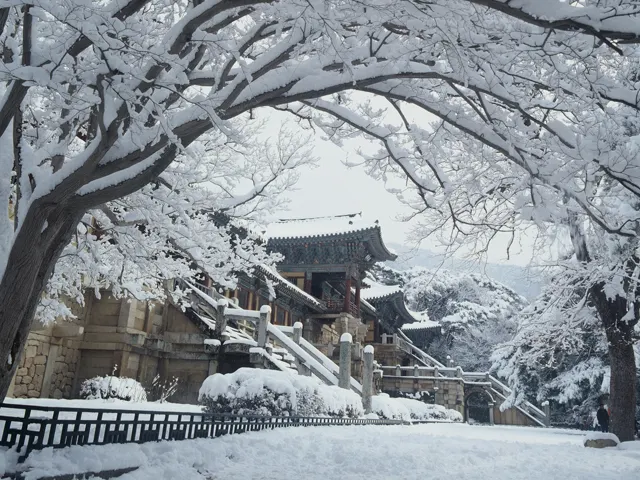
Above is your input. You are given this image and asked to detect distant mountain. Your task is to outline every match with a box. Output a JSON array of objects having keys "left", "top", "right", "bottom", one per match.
[{"left": 387, "top": 242, "right": 542, "bottom": 300}]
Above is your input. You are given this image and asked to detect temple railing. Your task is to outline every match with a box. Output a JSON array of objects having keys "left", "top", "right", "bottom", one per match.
[
  {"left": 0, "top": 403, "right": 406, "bottom": 462},
  {"left": 324, "top": 299, "right": 360, "bottom": 317},
  {"left": 380, "top": 333, "right": 412, "bottom": 355}
]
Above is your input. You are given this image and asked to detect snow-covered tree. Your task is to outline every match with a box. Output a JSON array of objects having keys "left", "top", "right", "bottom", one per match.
[
  {"left": 289, "top": 0, "right": 640, "bottom": 441},
  {"left": 492, "top": 286, "right": 611, "bottom": 427},
  {"left": 375, "top": 265, "right": 526, "bottom": 371},
  {"left": 0, "top": 0, "right": 639, "bottom": 439},
  {"left": 39, "top": 125, "right": 313, "bottom": 324},
  {"left": 492, "top": 274, "right": 640, "bottom": 428}
]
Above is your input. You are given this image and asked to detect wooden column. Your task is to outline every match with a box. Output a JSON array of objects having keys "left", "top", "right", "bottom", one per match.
[{"left": 343, "top": 274, "right": 352, "bottom": 314}]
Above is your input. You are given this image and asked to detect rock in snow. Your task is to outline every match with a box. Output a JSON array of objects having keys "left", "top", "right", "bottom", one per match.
[{"left": 583, "top": 432, "right": 620, "bottom": 448}]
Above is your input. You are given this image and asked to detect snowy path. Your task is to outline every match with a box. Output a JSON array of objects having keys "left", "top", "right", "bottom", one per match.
[{"left": 6, "top": 423, "right": 640, "bottom": 480}]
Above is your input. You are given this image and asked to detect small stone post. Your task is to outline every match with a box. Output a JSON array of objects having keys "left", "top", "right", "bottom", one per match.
[
  {"left": 214, "top": 298, "right": 228, "bottom": 337},
  {"left": 542, "top": 401, "right": 551, "bottom": 427},
  {"left": 292, "top": 321, "right": 303, "bottom": 345},
  {"left": 362, "top": 345, "right": 375, "bottom": 413},
  {"left": 257, "top": 305, "right": 271, "bottom": 348},
  {"left": 339, "top": 332, "right": 352, "bottom": 389},
  {"left": 292, "top": 321, "right": 310, "bottom": 375},
  {"left": 413, "top": 365, "right": 420, "bottom": 377},
  {"left": 381, "top": 333, "right": 388, "bottom": 344},
  {"left": 488, "top": 402, "right": 495, "bottom": 425},
  {"left": 373, "top": 367, "right": 383, "bottom": 395}
]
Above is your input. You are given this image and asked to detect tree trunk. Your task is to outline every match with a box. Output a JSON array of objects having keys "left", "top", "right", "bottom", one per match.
[
  {"left": 0, "top": 204, "right": 81, "bottom": 401},
  {"left": 592, "top": 286, "right": 637, "bottom": 442}
]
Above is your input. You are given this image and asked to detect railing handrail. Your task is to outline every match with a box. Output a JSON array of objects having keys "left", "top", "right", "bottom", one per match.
[{"left": 384, "top": 331, "right": 548, "bottom": 426}]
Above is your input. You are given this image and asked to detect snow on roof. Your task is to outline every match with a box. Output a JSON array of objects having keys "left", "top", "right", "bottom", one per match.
[
  {"left": 259, "top": 264, "right": 323, "bottom": 308},
  {"left": 361, "top": 283, "right": 402, "bottom": 301},
  {"left": 402, "top": 319, "right": 441, "bottom": 330},
  {"left": 264, "top": 214, "right": 379, "bottom": 240},
  {"left": 361, "top": 276, "right": 402, "bottom": 301},
  {"left": 407, "top": 308, "right": 434, "bottom": 323}
]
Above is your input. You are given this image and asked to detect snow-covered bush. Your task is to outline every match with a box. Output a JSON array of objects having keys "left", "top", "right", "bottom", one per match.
[
  {"left": 393, "top": 397, "right": 463, "bottom": 422},
  {"left": 199, "top": 368, "right": 363, "bottom": 418},
  {"left": 145, "top": 375, "right": 180, "bottom": 403},
  {"left": 371, "top": 394, "right": 462, "bottom": 422},
  {"left": 80, "top": 376, "right": 147, "bottom": 402}
]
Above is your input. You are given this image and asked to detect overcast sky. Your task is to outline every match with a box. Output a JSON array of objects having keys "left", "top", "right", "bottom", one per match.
[{"left": 271, "top": 131, "right": 538, "bottom": 268}]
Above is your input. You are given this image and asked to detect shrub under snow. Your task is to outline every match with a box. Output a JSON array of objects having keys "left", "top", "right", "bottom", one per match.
[
  {"left": 199, "top": 368, "right": 363, "bottom": 418},
  {"left": 80, "top": 376, "right": 147, "bottom": 402},
  {"left": 371, "top": 394, "right": 462, "bottom": 422}
]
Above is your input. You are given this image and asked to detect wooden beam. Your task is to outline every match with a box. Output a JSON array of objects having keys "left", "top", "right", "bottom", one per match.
[{"left": 344, "top": 275, "right": 352, "bottom": 313}]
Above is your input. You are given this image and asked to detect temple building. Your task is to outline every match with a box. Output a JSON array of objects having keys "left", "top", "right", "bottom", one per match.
[{"left": 6, "top": 214, "right": 435, "bottom": 404}]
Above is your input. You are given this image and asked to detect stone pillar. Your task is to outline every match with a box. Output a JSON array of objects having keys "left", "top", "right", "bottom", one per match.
[
  {"left": 543, "top": 401, "right": 551, "bottom": 427},
  {"left": 413, "top": 365, "right": 420, "bottom": 377},
  {"left": 40, "top": 344, "right": 60, "bottom": 398},
  {"left": 214, "top": 299, "right": 228, "bottom": 337},
  {"left": 362, "top": 345, "right": 374, "bottom": 413},
  {"left": 117, "top": 298, "right": 138, "bottom": 330},
  {"left": 381, "top": 333, "right": 388, "bottom": 344},
  {"left": 257, "top": 305, "right": 271, "bottom": 348},
  {"left": 489, "top": 402, "right": 495, "bottom": 425},
  {"left": 395, "top": 364, "right": 401, "bottom": 377},
  {"left": 292, "top": 321, "right": 303, "bottom": 344},
  {"left": 207, "top": 359, "right": 218, "bottom": 376},
  {"left": 339, "top": 333, "right": 352, "bottom": 389}
]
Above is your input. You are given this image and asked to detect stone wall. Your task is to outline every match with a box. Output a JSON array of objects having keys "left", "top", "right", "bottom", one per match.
[
  {"left": 381, "top": 375, "right": 465, "bottom": 415},
  {"left": 8, "top": 333, "right": 81, "bottom": 400},
  {"left": 10, "top": 334, "right": 50, "bottom": 399},
  {"left": 373, "top": 344, "right": 415, "bottom": 368}
]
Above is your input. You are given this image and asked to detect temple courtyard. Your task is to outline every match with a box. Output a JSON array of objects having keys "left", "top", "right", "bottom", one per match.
[{"left": 4, "top": 423, "right": 640, "bottom": 479}]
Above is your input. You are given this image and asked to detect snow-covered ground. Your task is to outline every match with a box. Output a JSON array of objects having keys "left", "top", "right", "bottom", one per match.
[{"left": 4, "top": 423, "right": 640, "bottom": 480}]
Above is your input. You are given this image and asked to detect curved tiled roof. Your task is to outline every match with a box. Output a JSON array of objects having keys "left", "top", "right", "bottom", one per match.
[
  {"left": 360, "top": 283, "right": 403, "bottom": 301},
  {"left": 264, "top": 214, "right": 397, "bottom": 262}
]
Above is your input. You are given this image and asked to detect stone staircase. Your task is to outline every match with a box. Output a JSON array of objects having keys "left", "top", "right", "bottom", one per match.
[
  {"left": 184, "top": 280, "right": 361, "bottom": 392},
  {"left": 394, "top": 329, "right": 549, "bottom": 427}
]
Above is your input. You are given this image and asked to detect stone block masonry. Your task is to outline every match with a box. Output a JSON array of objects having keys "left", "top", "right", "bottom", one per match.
[{"left": 8, "top": 333, "right": 80, "bottom": 400}]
